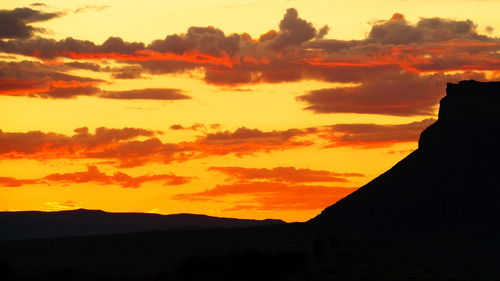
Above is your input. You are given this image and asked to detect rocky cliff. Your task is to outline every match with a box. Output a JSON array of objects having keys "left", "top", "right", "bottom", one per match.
[{"left": 311, "top": 80, "right": 500, "bottom": 240}]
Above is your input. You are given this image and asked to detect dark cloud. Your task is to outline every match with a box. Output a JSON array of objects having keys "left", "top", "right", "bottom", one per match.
[
  {"left": 209, "top": 166, "right": 364, "bottom": 183},
  {"left": 0, "top": 61, "right": 100, "bottom": 82},
  {"left": 169, "top": 123, "right": 207, "bottom": 131},
  {"left": 0, "top": 9, "right": 497, "bottom": 116},
  {"left": 33, "top": 85, "right": 101, "bottom": 99},
  {"left": 111, "top": 67, "right": 143, "bottom": 79},
  {"left": 321, "top": 118, "right": 436, "bottom": 148},
  {"left": 316, "top": 25, "right": 330, "bottom": 39},
  {"left": 188, "top": 126, "right": 317, "bottom": 158},
  {"left": 99, "top": 88, "right": 190, "bottom": 100},
  {"left": 0, "top": 36, "right": 144, "bottom": 59},
  {"left": 204, "top": 67, "right": 257, "bottom": 85},
  {"left": 0, "top": 61, "right": 103, "bottom": 98},
  {"left": 266, "top": 8, "right": 317, "bottom": 50},
  {"left": 297, "top": 71, "right": 487, "bottom": 116},
  {"left": 148, "top": 26, "right": 243, "bottom": 56},
  {"left": 368, "top": 13, "right": 490, "bottom": 44},
  {"left": 0, "top": 7, "right": 62, "bottom": 39},
  {"left": 64, "top": 61, "right": 101, "bottom": 71},
  {"left": 74, "top": 5, "right": 110, "bottom": 14},
  {"left": 99, "top": 37, "right": 144, "bottom": 54},
  {"left": 200, "top": 127, "right": 314, "bottom": 146},
  {"left": 137, "top": 60, "right": 199, "bottom": 75}
]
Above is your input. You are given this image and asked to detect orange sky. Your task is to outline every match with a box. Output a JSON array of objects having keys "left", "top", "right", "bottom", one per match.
[{"left": 1, "top": 0, "right": 499, "bottom": 221}]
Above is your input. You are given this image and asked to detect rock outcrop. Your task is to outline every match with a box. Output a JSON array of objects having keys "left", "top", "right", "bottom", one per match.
[{"left": 311, "top": 80, "right": 500, "bottom": 239}]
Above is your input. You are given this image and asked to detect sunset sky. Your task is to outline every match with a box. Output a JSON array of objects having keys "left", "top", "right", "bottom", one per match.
[{"left": 1, "top": 0, "right": 499, "bottom": 222}]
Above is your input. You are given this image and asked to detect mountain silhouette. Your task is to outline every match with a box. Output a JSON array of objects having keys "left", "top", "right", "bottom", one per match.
[
  {"left": 311, "top": 80, "right": 500, "bottom": 239},
  {"left": 0, "top": 209, "right": 284, "bottom": 240}
]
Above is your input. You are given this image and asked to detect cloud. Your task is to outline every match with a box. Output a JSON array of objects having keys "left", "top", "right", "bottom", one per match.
[
  {"left": 44, "top": 200, "right": 80, "bottom": 210},
  {"left": 169, "top": 123, "right": 211, "bottom": 131},
  {"left": 0, "top": 7, "right": 62, "bottom": 39},
  {"left": 0, "top": 119, "right": 442, "bottom": 167},
  {"left": 0, "top": 177, "right": 39, "bottom": 187},
  {"left": 74, "top": 5, "right": 110, "bottom": 14},
  {"left": 30, "top": 3, "right": 47, "bottom": 7},
  {"left": 0, "top": 127, "right": 155, "bottom": 155},
  {"left": 111, "top": 67, "right": 143, "bottom": 79},
  {"left": 99, "top": 88, "right": 190, "bottom": 100},
  {"left": 190, "top": 127, "right": 316, "bottom": 156},
  {"left": 85, "top": 138, "right": 184, "bottom": 167},
  {"left": 34, "top": 85, "right": 101, "bottom": 99},
  {"left": 368, "top": 13, "right": 490, "bottom": 44},
  {"left": 266, "top": 8, "right": 317, "bottom": 50},
  {"left": 64, "top": 61, "right": 101, "bottom": 71},
  {"left": 0, "top": 61, "right": 103, "bottom": 98},
  {"left": 297, "top": 71, "right": 488, "bottom": 116},
  {"left": 316, "top": 25, "right": 330, "bottom": 39},
  {"left": 0, "top": 118, "right": 440, "bottom": 167},
  {"left": 173, "top": 182, "right": 356, "bottom": 211},
  {"left": 0, "top": 166, "right": 190, "bottom": 188},
  {"left": 89, "top": 126, "right": 317, "bottom": 166},
  {"left": 200, "top": 127, "right": 314, "bottom": 145},
  {"left": 0, "top": 61, "right": 196, "bottom": 100},
  {"left": 0, "top": 10, "right": 497, "bottom": 104},
  {"left": 209, "top": 166, "right": 363, "bottom": 183},
  {"left": 148, "top": 26, "right": 243, "bottom": 56},
  {"left": 0, "top": 126, "right": 318, "bottom": 167},
  {"left": 0, "top": 36, "right": 145, "bottom": 59},
  {"left": 320, "top": 118, "right": 436, "bottom": 148},
  {"left": 44, "top": 165, "right": 190, "bottom": 187}
]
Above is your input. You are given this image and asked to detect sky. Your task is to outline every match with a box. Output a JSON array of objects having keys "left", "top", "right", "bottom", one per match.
[{"left": 0, "top": 0, "right": 499, "bottom": 222}]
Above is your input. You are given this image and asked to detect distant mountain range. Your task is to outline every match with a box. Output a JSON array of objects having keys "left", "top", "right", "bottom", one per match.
[{"left": 0, "top": 209, "right": 284, "bottom": 240}]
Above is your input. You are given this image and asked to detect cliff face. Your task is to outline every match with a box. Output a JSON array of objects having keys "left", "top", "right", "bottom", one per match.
[
  {"left": 311, "top": 80, "right": 500, "bottom": 239},
  {"left": 419, "top": 80, "right": 500, "bottom": 152}
]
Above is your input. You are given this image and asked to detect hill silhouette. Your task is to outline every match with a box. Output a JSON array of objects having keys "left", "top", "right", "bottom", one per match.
[
  {"left": 1, "top": 80, "right": 499, "bottom": 280},
  {"left": 0, "top": 209, "right": 284, "bottom": 240}
]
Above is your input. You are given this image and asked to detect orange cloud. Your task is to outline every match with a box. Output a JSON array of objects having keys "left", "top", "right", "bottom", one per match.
[
  {"left": 44, "top": 166, "right": 190, "bottom": 187},
  {"left": 63, "top": 49, "right": 236, "bottom": 67},
  {"left": 1, "top": 166, "right": 190, "bottom": 188},
  {"left": 187, "top": 127, "right": 317, "bottom": 157},
  {"left": 209, "top": 166, "right": 364, "bottom": 183},
  {"left": 173, "top": 182, "right": 356, "bottom": 211},
  {"left": 0, "top": 126, "right": 318, "bottom": 167},
  {"left": 0, "top": 120, "right": 442, "bottom": 166},
  {"left": 0, "top": 177, "right": 39, "bottom": 187},
  {"left": 0, "top": 127, "right": 155, "bottom": 159}
]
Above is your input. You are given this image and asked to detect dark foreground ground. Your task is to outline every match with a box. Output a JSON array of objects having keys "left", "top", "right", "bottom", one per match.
[{"left": 0, "top": 222, "right": 494, "bottom": 281}]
